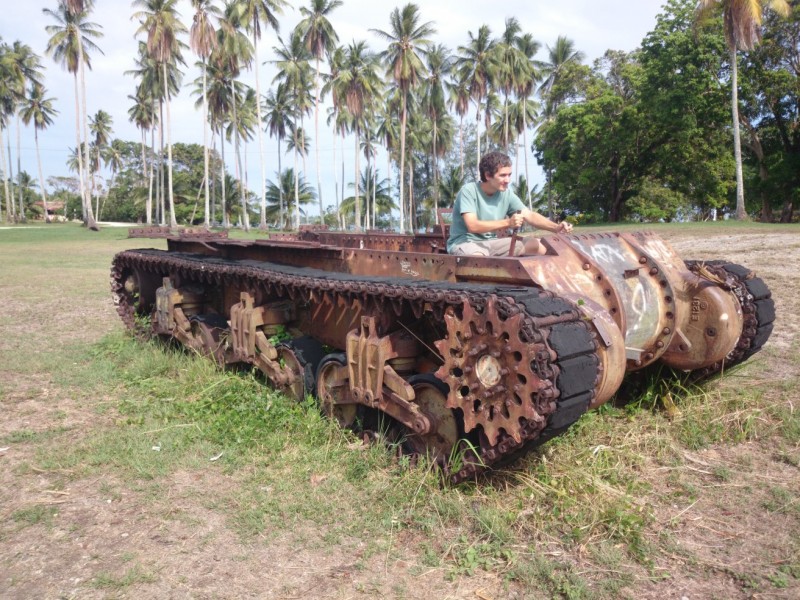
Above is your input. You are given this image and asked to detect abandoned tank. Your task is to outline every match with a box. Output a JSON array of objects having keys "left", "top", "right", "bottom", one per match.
[{"left": 111, "top": 225, "right": 774, "bottom": 483}]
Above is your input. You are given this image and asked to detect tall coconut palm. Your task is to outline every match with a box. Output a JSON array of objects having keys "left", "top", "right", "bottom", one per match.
[
  {"left": 446, "top": 73, "right": 471, "bottom": 178},
  {"left": 44, "top": 1, "right": 102, "bottom": 229},
  {"left": 539, "top": 35, "right": 583, "bottom": 217},
  {"left": 189, "top": 0, "right": 219, "bottom": 228},
  {"left": 5, "top": 42, "right": 44, "bottom": 223},
  {"left": 263, "top": 82, "right": 292, "bottom": 229},
  {"left": 133, "top": 0, "right": 187, "bottom": 227},
  {"left": 455, "top": 25, "right": 499, "bottom": 176},
  {"left": 272, "top": 29, "right": 313, "bottom": 230},
  {"left": 422, "top": 43, "right": 450, "bottom": 211},
  {"left": 371, "top": 3, "right": 435, "bottom": 233},
  {"left": 20, "top": 83, "right": 58, "bottom": 222},
  {"left": 215, "top": 0, "right": 253, "bottom": 230},
  {"left": 322, "top": 45, "right": 346, "bottom": 225},
  {"left": 0, "top": 41, "right": 16, "bottom": 222},
  {"left": 265, "top": 167, "right": 315, "bottom": 225},
  {"left": 696, "top": 0, "right": 790, "bottom": 220},
  {"left": 330, "top": 40, "right": 382, "bottom": 231},
  {"left": 514, "top": 32, "right": 540, "bottom": 199},
  {"left": 496, "top": 18, "right": 529, "bottom": 151},
  {"left": 297, "top": 0, "right": 342, "bottom": 223},
  {"left": 89, "top": 109, "right": 112, "bottom": 217},
  {"left": 239, "top": 0, "right": 287, "bottom": 230}
]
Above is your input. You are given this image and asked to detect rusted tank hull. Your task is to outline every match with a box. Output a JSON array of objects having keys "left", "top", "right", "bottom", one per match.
[{"left": 111, "top": 229, "right": 774, "bottom": 481}]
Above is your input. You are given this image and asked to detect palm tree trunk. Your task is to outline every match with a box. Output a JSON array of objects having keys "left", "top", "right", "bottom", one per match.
[
  {"left": 158, "top": 100, "right": 165, "bottom": 225},
  {"left": 79, "top": 51, "right": 97, "bottom": 229},
  {"left": 6, "top": 134, "right": 15, "bottom": 221},
  {"left": 147, "top": 126, "right": 155, "bottom": 224},
  {"left": 523, "top": 98, "right": 531, "bottom": 209},
  {"left": 731, "top": 46, "right": 746, "bottom": 220},
  {"left": 339, "top": 130, "right": 345, "bottom": 229},
  {"left": 0, "top": 125, "right": 10, "bottom": 222},
  {"left": 277, "top": 138, "right": 283, "bottom": 228},
  {"left": 293, "top": 129, "right": 300, "bottom": 231},
  {"left": 332, "top": 125, "right": 338, "bottom": 229},
  {"left": 399, "top": 93, "right": 407, "bottom": 233},
  {"left": 220, "top": 127, "right": 228, "bottom": 228},
  {"left": 15, "top": 114, "right": 25, "bottom": 223},
  {"left": 314, "top": 57, "right": 323, "bottom": 224},
  {"left": 164, "top": 62, "right": 177, "bottom": 227},
  {"left": 202, "top": 59, "right": 210, "bottom": 228},
  {"left": 475, "top": 105, "right": 481, "bottom": 178},
  {"left": 354, "top": 125, "right": 361, "bottom": 230},
  {"left": 71, "top": 74, "right": 86, "bottom": 224},
  {"left": 458, "top": 114, "right": 464, "bottom": 178},
  {"left": 252, "top": 34, "right": 267, "bottom": 231},
  {"left": 34, "top": 129, "right": 50, "bottom": 222}
]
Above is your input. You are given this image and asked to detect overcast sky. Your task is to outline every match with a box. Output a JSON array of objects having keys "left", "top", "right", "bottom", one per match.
[{"left": 1, "top": 0, "right": 668, "bottom": 217}]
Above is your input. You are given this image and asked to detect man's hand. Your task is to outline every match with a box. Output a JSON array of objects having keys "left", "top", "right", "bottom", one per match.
[
  {"left": 508, "top": 212, "right": 525, "bottom": 228},
  {"left": 557, "top": 221, "right": 573, "bottom": 234}
]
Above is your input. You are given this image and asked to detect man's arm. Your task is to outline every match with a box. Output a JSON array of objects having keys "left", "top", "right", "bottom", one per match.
[
  {"left": 521, "top": 209, "right": 573, "bottom": 234},
  {"left": 462, "top": 212, "right": 517, "bottom": 234}
]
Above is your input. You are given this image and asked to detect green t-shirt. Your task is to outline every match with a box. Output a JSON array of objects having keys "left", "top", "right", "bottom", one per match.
[{"left": 446, "top": 182, "right": 527, "bottom": 253}]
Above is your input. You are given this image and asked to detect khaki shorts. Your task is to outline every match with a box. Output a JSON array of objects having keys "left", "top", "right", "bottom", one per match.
[{"left": 451, "top": 237, "right": 524, "bottom": 257}]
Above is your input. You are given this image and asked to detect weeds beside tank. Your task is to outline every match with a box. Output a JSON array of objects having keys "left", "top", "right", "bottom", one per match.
[{"left": 111, "top": 227, "right": 774, "bottom": 483}]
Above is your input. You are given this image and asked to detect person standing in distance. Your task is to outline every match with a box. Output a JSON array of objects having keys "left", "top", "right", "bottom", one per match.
[{"left": 446, "top": 151, "right": 573, "bottom": 256}]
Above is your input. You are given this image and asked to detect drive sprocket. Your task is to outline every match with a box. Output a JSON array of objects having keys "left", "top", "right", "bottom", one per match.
[{"left": 434, "top": 295, "right": 553, "bottom": 446}]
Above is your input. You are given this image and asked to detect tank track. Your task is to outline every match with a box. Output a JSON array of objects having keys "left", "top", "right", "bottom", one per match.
[
  {"left": 686, "top": 260, "right": 775, "bottom": 379},
  {"left": 111, "top": 249, "right": 600, "bottom": 483}
]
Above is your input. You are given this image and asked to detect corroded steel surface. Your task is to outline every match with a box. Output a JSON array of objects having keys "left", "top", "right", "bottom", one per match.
[{"left": 111, "top": 228, "right": 774, "bottom": 481}]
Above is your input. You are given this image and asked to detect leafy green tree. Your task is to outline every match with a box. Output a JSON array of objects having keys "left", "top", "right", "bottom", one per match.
[
  {"left": 696, "top": 0, "right": 791, "bottom": 219},
  {"left": 738, "top": 0, "right": 800, "bottom": 221}
]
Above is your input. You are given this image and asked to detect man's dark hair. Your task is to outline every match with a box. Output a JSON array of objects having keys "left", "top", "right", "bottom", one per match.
[{"left": 479, "top": 151, "right": 512, "bottom": 182}]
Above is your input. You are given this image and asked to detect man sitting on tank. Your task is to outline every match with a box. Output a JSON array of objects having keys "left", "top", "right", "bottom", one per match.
[{"left": 446, "top": 151, "right": 573, "bottom": 256}]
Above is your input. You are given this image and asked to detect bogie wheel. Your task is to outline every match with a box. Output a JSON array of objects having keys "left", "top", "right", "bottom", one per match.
[
  {"left": 189, "top": 313, "right": 230, "bottom": 365},
  {"left": 403, "top": 374, "right": 460, "bottom": 463},
  {"left": 315, "top": 353, "right": 357, "bottom": 428},
  {"left": 275, "top": 336, "right": 326, "bottom": 402}
]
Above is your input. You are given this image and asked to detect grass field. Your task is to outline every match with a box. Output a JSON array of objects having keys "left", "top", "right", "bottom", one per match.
[{"left": 1, "top": 221, "right": 798, "bottom": 599}]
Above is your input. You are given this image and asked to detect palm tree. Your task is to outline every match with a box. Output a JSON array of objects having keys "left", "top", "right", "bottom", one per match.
[
  {"left": 189, "top": 0, "right": 219, "bottom": 228},
  {"left": 20, "top": 83, "right": 58, "bottom": 222},
  {"left": 265, "top": 167, "right": 315, "bottom": 224},
  {"left": 539, "top": 35, "right": 584, "bottom": 217},
  {"left": 696, "top": 0, "right": 790, "bottom": 220},
  {"left": 239, "top": 0, "right": 288, "bottom": 230},
  {"left": 514, "top": 32, "right": 540, "bottom": 198},
  {"left": 297, "top": 0, "right": 342, "bottom": 224},
  {"left": 88, "top": 109, "right": 112, "bottom": 217},
  {"left": 44, "top": 2, "right": 102, "bottom": 229},
  {"left": 5, "top": 42, "right": 44, "bottom": 223},
  {"left": 204, "top": 52, "right": 234, "bottom": 227},
  {"left": 496, "top": 18, "right": 529, "bottom": 151},
  {"left": 422, "top": 43, "right": 450, "bottom": 212},
  {"left": 263, "top": 82, "right": 292, "bottom": 229},
  {"left": 340, "top": 166, "right": 395, "bottom": 228},
  {"left": 330, "top": 41, "right": 382, "bottom": 230},
  {"left": 216, "top": 0, "right": 253, "bottom": 230},
  {"left": 322, "top": 45, "right": 346, "bottom": 226},
  {"left": 133, "top": 0, "right": 187, "bottom": 227},
  {"left": 272, "top": 29, "right": 313, "bottom": 230},
  {"left": 446, "top": 73, "right": 471, "bottom": 178},
  {"left": 455, "top": 25, "right": 499, "bottom": 176},
  {"left": 371, "top": 3, "right": 435, "bottom": 233}
]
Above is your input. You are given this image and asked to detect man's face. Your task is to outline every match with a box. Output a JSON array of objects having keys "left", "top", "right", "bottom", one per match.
[{"left": 484, "top": 166, "right": 512, "bottom": 194}]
